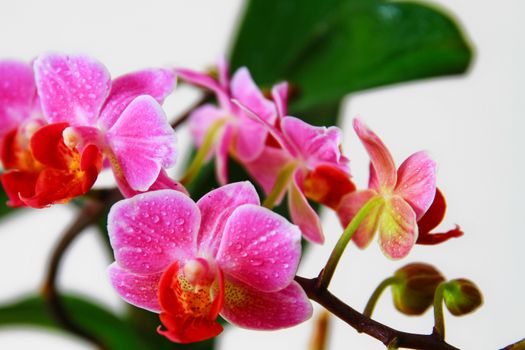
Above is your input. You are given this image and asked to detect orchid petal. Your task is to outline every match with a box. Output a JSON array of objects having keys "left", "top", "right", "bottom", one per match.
[
  {"left": 188, "top": 104, "right": 227, "bottom": 148},
  {"left": 288, "top": 173, "right": 324, "bottom": 244},
  {"left": 0, "top": 60, "right": 36, "bottom": 138},
  {"left": 215, "top": 124, "right": 234, "bottom": 185},
  {"left": 217, "top": 204, "right": 301, "bottom": 292},
  {"left": 243, "top": 146, "right": 292, "bottom": 202},
  {"left": 175, "top": 68, "right": 229, "bottom": 107},
  {"left": 0, "top": 170, "right": 38, "bottom": 207},
  {"left": 231, "top": 67, "right": 276, "bottom": 124},
  {"left": 337, "top": 189, "right": 382, "bottom": 249},
  {"left": 217, "top": 57, "right": 230, "bottom": 89},
  {"left": 353, "top": 119, "right": 396, "bottom": 190},
  {"left": 108, "top": 263, "right": 161, "bottom": 312},
  {"left": 271, "top": 82, "right": 288, "bottom": 118},
  {"left": 196, "top": 182, "right": 260, "bottom": 257},
  {"left": 221, "top": 278, "right": 312, "bottom": 330},
  {"left": 107, "top": 95, "right": 176, "bottom": 191},
  {"left": 116, "top": 169, "right": 188, "bottom": 199},
  {"left": 34, "top": 54, "right": 110, "bottom": 126},
  {"left": 99, "top": 68, "right": 176, "bottom": 129},
  {"left": 234, "top": 114, "right": 269, "bottom": 161},
  {"left": 108, "top": 190, "right": 200, "bottom": 274},
  {"left": 378, "top": 196, "right": 418, "bottom": 259},
  {"left": 394, "top": 151, "right": 437, "bottom": 220}
]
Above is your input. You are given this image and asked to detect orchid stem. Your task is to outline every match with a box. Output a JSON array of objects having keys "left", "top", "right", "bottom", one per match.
[
  {"left": 433, "top": 282, "right": 448, "bottom": 339},
  {"left": 262, "top": 161, "right": 298, "bottom": 209},
  {"left": 317, "top": 196, "right": 383, "bottom": 290},
  {"left": 363, "top": 276, "right": 399, "bottom": 318},
  {"left": 180, "top": 118, "right": 227, "bottom": 185}
]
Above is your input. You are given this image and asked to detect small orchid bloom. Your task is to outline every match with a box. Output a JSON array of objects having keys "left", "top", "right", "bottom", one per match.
[
  {"left": 176, "top": 60, "right": 278, "bottom": 184},
  {"left": 0, "top": 60, "right": 99, "bottom": 207},
  {"left": 33, "top": 53, "right": 181, "bottom": 197},
  {"left": 238, "top": 89, "right": 353, "bottom": 244},
  {"left": 337, "top": 119, "right": 437, "bottom": 259},
  {"left": 107, "top": 182, "right": 312, "bottom": 343}
]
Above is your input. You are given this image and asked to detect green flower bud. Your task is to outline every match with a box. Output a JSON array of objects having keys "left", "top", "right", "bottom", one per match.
[
  {"left": 443, "top": 278, "right": 483, "bottom": 316},
  {"left": 391, "top": 263, "right": 445, "bottom": 315}
]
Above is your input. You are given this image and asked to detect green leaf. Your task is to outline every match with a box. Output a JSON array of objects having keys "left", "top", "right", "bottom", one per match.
[
  {"left": 230, "top": 0, "right": 472, "bottom": 111},
  {"left": 0, "top": 294, "right": 150, "bottom": 350}
]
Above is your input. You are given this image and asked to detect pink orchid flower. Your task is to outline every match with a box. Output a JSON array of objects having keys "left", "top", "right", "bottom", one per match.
[
  {"left": 176, "top": 60, "right": 278, "bottom": 184},
  {"left": 33, "top": 53, "right": 182, "bottom": 197},
  {"left": 337, "top": 119, "right": 437, "bottom": 259},
  {"left": 238, "top": 86, "right": 352, "bottom": 244},
  {"left": 107, "top": 182, "right": 312, "bottom": 343}
]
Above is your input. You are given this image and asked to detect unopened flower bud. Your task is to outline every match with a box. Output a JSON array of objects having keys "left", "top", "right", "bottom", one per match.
[
  {"left": 443, "top": 278, "right": 483, "bottom": 316},
  {"left": 391, "top": 263, "right": 445, "bottom": 315}
]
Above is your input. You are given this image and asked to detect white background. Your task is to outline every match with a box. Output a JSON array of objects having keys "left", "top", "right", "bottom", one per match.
[{"left": 0, "top": 0, "right": 523, "bottom": 349}]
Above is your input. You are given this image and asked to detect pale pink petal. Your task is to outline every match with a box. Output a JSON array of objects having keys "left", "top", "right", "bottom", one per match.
[
  {"left": 353, "top": 119, "right": 396, "bottom": 190},
  {"left": 108, "top": 190, "right": 200, "bottom": 274},
  {"left": 378, "top": 196, "right": 418, "bottom": 259},
  {"left": 231, "top": 67, "right": 276, "bottom": 124},
  {"left": 234, "top": 114, "right": 269, "bottom": 161},
  {"left": 215, "top": 124, "right": 234, "bottom": 185},
  {"left": 98, "top": 68, "right": 176, "bottom": 129},
  {"left": 271, "top": 82, "right": 288, "bottom": 118},
  {"left": 0, "top": 60, "right": 36, "bottom": 138},
  {"left": 108, "top": 263, "right": 161, "bottom": 313},
  {"left": 288, "top": 173, "right": 324, "bottom": 244},
  {"left": 337, "top": 189, "right": 382, "bottom": 249},
  {"left": 175, "top": 68, "right": 230, "bottom": 107},
  {"left": 34, "top": 54, "right": 110, "bottom": 126},
  {"left": 196, "top": 182, "right": 259, "bottom": 256},
  {"left": 107, "top": 95, "right": 176, "bottom": 191},
  {"left": 243, "top": 146, "right": 292, "bottom": 202},
  {"left": 216, "top": 204, "right": 301, "bottom": 292},
  {"left": 221, "top": 278, "right": 312, "bottom": 330},
  {"left": 394, "top": 151, "right": 437, "bottom": 220},
  {"left": 282, "top": 117, "right": 348, "bottom": 172},
  {"left": 188, "top": 104, "right": 227, "bottom": 148}
]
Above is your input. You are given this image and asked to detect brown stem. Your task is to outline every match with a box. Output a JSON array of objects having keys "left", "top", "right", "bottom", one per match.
[
  {"left": 41, "top": 190, "right": 122, "bottom": 350},
  {"left": 295, "top": 275, "right": 459, "bottom": 350},
  {"left": 170, "top": 91, "right": 214, "bottom": 129}
]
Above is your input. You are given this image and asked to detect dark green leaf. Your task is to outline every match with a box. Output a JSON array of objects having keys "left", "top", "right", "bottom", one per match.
[
  {"left": 0, "top": 186, "right": 17, "bottom": 219},
  {"left": 0, "top": 294, "right": 149, "bottom": 350},
  {"left": 231, "top": 0, "right": 472, "bottom": 112}
]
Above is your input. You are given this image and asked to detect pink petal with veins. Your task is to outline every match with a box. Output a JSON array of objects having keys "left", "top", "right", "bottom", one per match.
[
  {"left": 216, "top": 204, "right": 301, "bottom": 292},
  {"left": 116, "top": 170, "right": 188, "bottom": 198},
  {"left": 394, "top": 151, "right": 437, "bottom": 220},
  {"left": 108, "top": 190, "right": 200, "bottom": 274},
  {"left": 288, "top": 173, "right": 324, "bottom": 244},
  {"left": 234, "top": 114, "right": 269, "bottom": 161},
  {"left": 0, "top": 60, "right": 36, "bottom": 138},
  {"left": 221, "top": 278, "right": 312, "bottom": 330},
  {"left": 99, "top": 68, "right": 175, "bottom": 129},
  {"left": 196, "top": 182, "right": 260, "bottom": 256},
  {"left": 231, "top": 67, "right": 276, "bottom": 124},
  {"left": 337, "top": 189, "right": 382, "bottom": 249},
  {"left": 108, "top": 263, "right": 161, "bottom": 312},
  {"left": 353, "top": 119, "right": 396, "bottom": 190},
  {"left": 106, "top": 95, "right": 176, "bottom": 191},
  {"left": 34, "top": 54, "right": 110, "bottom": 126},
  {"left": 378, "top": 196, "right": 418, "bottom": 259}
]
